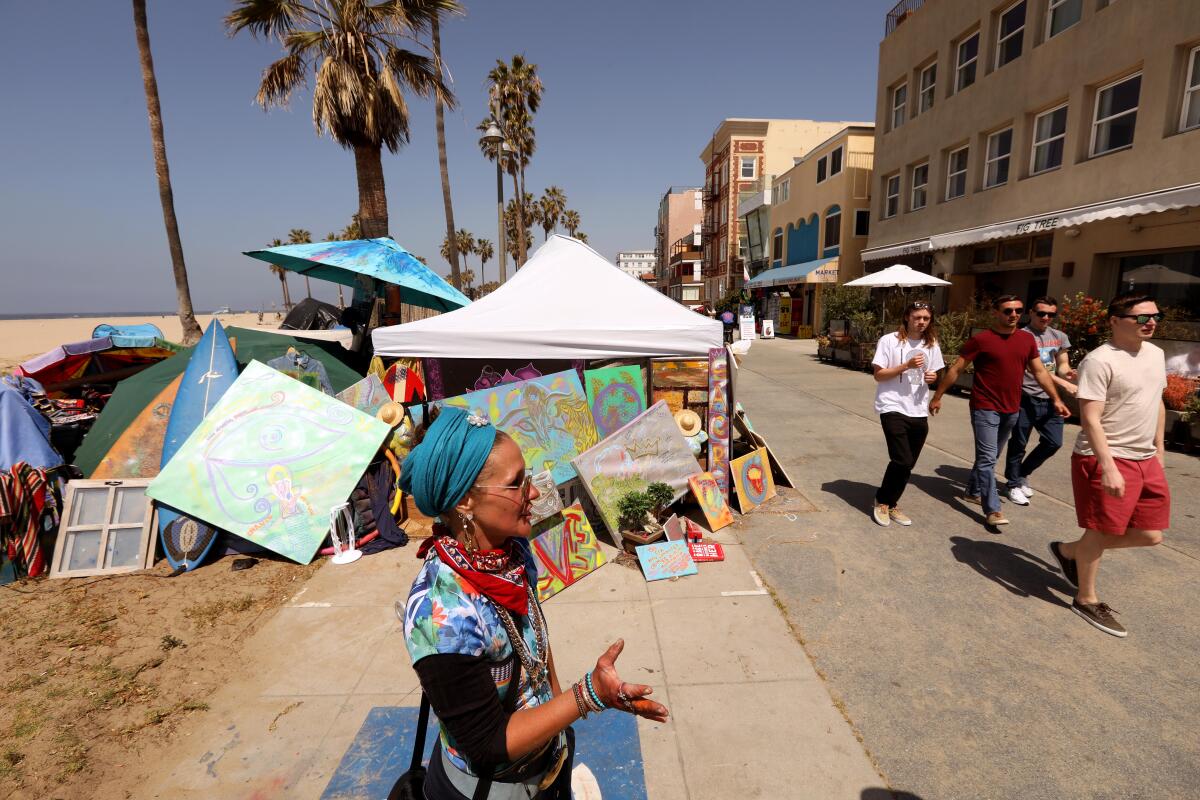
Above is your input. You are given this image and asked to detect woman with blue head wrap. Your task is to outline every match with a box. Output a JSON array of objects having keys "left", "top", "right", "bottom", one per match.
[{"left": 398, "top": 406, "right": 668, "bottom": 798}]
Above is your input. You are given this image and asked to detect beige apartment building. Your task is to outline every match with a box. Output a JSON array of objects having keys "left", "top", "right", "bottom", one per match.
[
  {"left": 740, "top": 126, "right": 876, "bottom": 334},
  {"left": 698, "top": 118, "right": 865, "bottom": 304},
  {"left": 863, "top": 0, "right": 1200, "bottom": 323},
  {"left": 654, "top": 186, "right": 703, "bottom": 299}
]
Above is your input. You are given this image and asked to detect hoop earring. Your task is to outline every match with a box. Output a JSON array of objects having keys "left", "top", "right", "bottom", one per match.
[{"left": 461, "top": 512, "right": 478, "bottom": 553}]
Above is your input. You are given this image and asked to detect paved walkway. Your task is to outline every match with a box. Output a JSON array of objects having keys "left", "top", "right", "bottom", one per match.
[
  {"left": 138, "top": 480, "right": 886, "bottom": 797},
  {"left": 735, "top": 338, "right": 1199, "bottom": 800}
]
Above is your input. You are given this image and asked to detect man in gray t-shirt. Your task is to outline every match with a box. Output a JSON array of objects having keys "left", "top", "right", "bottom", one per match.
[{"left": 1004, "top": 297, "right": 1077, "bottom": 504}]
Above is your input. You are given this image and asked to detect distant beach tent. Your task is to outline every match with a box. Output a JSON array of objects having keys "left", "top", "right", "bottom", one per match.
[
  {"left": 242, "top": 237, "right": 470, "bottom": 313},
  {"left": 371, "top": 235, "right": 722, "bottom": 359}
]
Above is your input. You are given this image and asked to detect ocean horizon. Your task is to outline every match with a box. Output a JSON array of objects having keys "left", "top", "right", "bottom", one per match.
[{"left": 0, "top": 310, "right": 246, "bottom": 320}]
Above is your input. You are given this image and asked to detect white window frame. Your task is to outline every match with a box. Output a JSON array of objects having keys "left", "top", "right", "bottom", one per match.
[
  {"left": 1030, "top": 103, "right": 1068, "bottom": 174},
  {"left": 1090, "top": 72, "right": 1141, "bottom": 157},
  {"left": 1180, "top": 45, "right": 1200, "bottom": 133},
  {"left": 740, "top": 156, "right": 757, "bottom": 179},
  {"left": 773, "top": 179, "right": 790, "bottom": 204},
  {"left": 829, "top": 145, "right": 844, "bottom": 177},
  {"left": 854, "top": 209, "right": 871, "bottom": 237},
  {"left": 995, "top": 1, "right": 1026, "bottom": 70},
  {"left": 891, "top": 82, "right": 908, "bottom": 130},
  {"left": 918, "top": 62, "right": 937, "bottom": 113},
  {"left": 946, "top": 146, "right": 969, "bottom": 200},
  {"left": 884, "top": 174, "right": 901, "bottom": 219},
  {"left": 984, "top": 127, "right": 1013, "bottom": 189},
  {"left": 910, "top": 162, "right": 929, "bottom": 210},
  {"left": 956, "top": 32, "right": 980, "bottom": 92},
  {"left": 817, "top": 155, "right": 828, "bottom": 183},
  {"left": 1046, "top": 0, "right": 1082, "bottom": 40}
]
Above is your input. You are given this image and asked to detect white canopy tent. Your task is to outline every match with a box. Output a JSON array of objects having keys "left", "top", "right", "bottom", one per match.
[{"left": 371, "top": 235, "right": 723, "bottom": 359}]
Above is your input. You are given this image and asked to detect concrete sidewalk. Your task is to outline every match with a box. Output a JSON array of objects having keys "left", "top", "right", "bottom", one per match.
[{"left": 136, "top": 496, "right": 886, "bottom": 799}]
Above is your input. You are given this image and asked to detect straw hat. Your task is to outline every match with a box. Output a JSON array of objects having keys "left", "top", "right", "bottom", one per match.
[
  {"left": 376, "top": 401, "right": 406, "bottom": 428},
  {"left": 674, "top": 409, "right": 703, "bottom": 437}
]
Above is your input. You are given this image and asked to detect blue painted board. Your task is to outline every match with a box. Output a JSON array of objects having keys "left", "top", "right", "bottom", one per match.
[
  {"left": 157, "top": 320, "right": 238, "bottom": 570},
  {"left": 321, "top": 706, "right": 647, "bottom": 800}
]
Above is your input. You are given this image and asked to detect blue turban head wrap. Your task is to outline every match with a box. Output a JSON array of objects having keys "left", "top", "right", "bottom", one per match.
[{"left": 399, "top": 406, "right": 498, "bottom": 518}]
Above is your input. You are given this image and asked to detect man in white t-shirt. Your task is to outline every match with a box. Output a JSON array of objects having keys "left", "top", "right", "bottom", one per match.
[
  {"left": 1047, "top": 294, "right": 1170, "bottom": 638},
  {"left": 869, "top": 302, "right": 945, "bottom": 527}
]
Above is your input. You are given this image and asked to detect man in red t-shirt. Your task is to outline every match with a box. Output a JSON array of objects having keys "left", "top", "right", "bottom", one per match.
[{"left": 931, "top": 295, "right": 1069, "bottom": 526}]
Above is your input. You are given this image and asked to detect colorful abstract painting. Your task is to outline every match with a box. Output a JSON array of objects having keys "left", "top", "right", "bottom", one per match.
[
  {"left": 146, "top": 361, "right": 391, "bottom": 564},
  {"left": 529, "top": 502, "right": 608, "bottom": 601},
  {"left": 650, "top": 360, "right": 709, "bottom": 389},
  {"left": 571, "top": 401, "right": 702, "bottom": 541},
  {"left": 528, "top": 470, "right": 564, "bottom": 525},
  {"left": 636, "top": 540, "right": 697, "bottom": 582},
  {"left": 425, "top": 358, "right": 579, "bottom": 400},
  {"left": 650, "top": 388, "right": 685, "bottom": 414},
  {"left": 585, "top": 365, "right": 647, "bottom": 438},
  {"left": 335, "top": 374, "right": 389, "bottom": 416},
  {"left": 688, "top": 471, "right": 734, "bottom": 531},
  {"left": 440, "top": 370, "right": 599, "bottom": 485},
  {"left": 707, "top": 347, "right": 730, "bottom": 499},
  {"left": 731, "top": 447, "right": 776, "bottom": 513},
  {"left": 382, "top": 358, "right": 426, "bottom": 403}
]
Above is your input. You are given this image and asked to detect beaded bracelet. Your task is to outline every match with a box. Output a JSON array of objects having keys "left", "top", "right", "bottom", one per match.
[{"left": 585, "top": 671, "right": 607, "bottom": 711}]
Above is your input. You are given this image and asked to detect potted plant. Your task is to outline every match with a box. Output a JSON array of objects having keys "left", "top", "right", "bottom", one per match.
[
  {"left": 816, "top": 332, "right": 833, "bottom": 361},
  {"left": 848, "top": 310, "right": 882, "bottom": 371},
  {"left": 617, "top": 482, "right": 675, "bottom": 551},
  {"left": 1164, "top": 374, "right": 1200, "bottom": 448},
  {"left": 1181, "top": 394, "right": 1200, "bottom": 450}
]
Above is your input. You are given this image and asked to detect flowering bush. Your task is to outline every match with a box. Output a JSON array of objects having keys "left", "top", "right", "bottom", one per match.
[
  {"left": 1164, "top": 373, "right": 1200, "bottom": 411},
  {"left": 1057, "top": 293, "right": 1110, "bottom": 366}
]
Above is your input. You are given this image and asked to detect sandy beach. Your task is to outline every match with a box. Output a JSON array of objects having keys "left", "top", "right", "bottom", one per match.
[{"left": 0, "top": 312, "right": 277, "bottom": 373}]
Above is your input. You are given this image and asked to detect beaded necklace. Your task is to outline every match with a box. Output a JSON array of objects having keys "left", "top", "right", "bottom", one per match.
[{"left": 493, "top": 579, "right": 550, "bottom": 692}]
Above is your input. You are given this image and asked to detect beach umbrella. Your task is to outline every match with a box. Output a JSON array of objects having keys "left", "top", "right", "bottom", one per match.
[
  {"left": 242, "top": 238, "right": 470, "bottom": 313},
  {"left": 844, "top": 264, "right": 951, "bottom": 328}
]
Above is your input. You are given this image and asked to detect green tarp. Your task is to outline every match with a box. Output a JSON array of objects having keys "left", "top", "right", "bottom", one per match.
[{"left": 74, "top": 327, "right": 363, "bottom": 476}]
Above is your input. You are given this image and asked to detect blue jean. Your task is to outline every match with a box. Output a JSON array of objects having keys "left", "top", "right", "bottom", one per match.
[
  {"left": 967, "top": 409, "right": 1019, "bottom": 515},
  {"left": 1004, "top": 393, "right": 1064, "bottom": 489}
]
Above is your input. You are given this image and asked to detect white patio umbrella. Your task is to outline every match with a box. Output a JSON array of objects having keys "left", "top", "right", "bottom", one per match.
[
  {"left": 844, "top": 264, "right": 951, "bottom": 327},
  {"left": 1123, "top": 264, "right": 1200, "bottom": 287}
]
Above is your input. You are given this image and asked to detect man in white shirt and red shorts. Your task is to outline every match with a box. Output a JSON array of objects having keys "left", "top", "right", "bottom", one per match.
[{"left": 1048, "top": 294, "right": 1170, "bottom": 638}]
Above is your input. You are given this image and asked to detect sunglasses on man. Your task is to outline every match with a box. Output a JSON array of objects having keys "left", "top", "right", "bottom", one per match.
[
  {"left": 1000, "top": 307, "right": 1024, "bottom": 316},
  {"left": 1115, "top": 312, "right": 1165, "bottom": 325},
  {"left": 1033, "top": 310, "right": 1057, "bottom": 319}
]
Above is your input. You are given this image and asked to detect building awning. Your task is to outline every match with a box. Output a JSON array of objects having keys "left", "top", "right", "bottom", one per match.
[
  {"left": 930, "top": 182, "right": 1200, "bottom": 250},
  {"left": 745, "top": 256, "right": 838, "bottom": 289},
  {"left": 859, "top": 238, "right": 933, "bottom": 263}
]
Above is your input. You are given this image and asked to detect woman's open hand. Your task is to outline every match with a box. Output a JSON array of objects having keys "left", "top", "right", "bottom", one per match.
[{"left": 591, "top": 640, "right": 669, "bottom": 722}]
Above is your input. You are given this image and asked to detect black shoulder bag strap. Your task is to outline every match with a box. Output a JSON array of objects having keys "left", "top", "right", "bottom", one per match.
[
  {"left": 411, "top": 692, "right": 432, "bottom": 773},
  {"left": 471, "top": 651, "right": 523, "bottom": 800}
]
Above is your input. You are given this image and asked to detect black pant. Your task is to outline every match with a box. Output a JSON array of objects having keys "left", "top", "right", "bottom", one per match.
[
  {"left": 876, "top": 412, "right": 929, "bottom": 508},
  {"left": 423, "top": 729, "right": 575, "bottom": 800}
]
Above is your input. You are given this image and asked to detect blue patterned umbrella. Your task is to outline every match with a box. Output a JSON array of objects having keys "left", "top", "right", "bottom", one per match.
[{"left": 243, "top": 238, "right": 470, "bottom": 312}]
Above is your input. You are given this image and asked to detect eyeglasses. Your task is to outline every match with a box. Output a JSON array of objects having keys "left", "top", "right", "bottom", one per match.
[
  {"left": 1033, "top": 311, "right": 1058, "bottom": 319},
  {"left": 1000, "top": 307, "right": 1024, "bottom": 316},
  {"left": 1116, "top": 312, "right": 1165, "bottom": 324},
  {"left": 909, "top": 302, "right": 932, "bottom": 310},
  {"left": 473, "top": 471, "right": 534, "bottom": 498}
]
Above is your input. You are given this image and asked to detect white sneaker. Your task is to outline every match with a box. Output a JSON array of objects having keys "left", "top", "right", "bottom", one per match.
[
  {"left": 1021, "top": 485, "right": 1035, "bottom": 498},
  {"left": 872, "top": 503, "right": 891, "bottom": 527},
  {"left": 1007, "top": 486, "right": 1029, "bottom": 506}
]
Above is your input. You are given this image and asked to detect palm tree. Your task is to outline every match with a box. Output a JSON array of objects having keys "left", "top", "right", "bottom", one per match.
[
  {"left": 503, "top": 193, "right": 534, "bottom": 263},
  {"left": 226, "top": 1, "right": 454, "bottom": 239},
  {"left": 575, "top": 232, "right": 589, "bottom": 244},
  {"left": 538, "top": 186, "right": 566, "bottom": 240},
  {"left": 476, "top": 239, "right": 494, "bottom": 286},
  {"left": 562, "top": 209, "right": 581, "bottom": 237},
  {"left": 482, "top": 55, "right": 543, "bottom": 267},
  {"left": 455, "top": 228, "right": 476, "bottom": 277},
  {"left": 287, "top": 229, "right": 313, "bottom": 297},
  {"left": 340, "top": 213, "right": 362, "bottom": 240},
  {"left": 266, "top": 237, "right": 293, "bottom": 310},
  {"left": 429, "top": 6, "right": 465, "bottom": 290},
  {"left": 132, "top": 0, "right": 201, "bottom": 344}
]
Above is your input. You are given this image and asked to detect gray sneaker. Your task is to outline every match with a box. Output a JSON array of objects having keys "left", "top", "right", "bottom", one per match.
[{"left": 1072, "top": 600, "right": 1127, "bottom": 638}]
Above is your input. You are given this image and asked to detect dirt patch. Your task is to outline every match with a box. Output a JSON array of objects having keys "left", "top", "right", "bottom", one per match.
[{"left": 0, "top": 555, "right": 320, "bottom": 800}]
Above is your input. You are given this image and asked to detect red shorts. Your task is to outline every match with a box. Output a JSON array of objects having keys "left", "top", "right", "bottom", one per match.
[{"left": 1071, "top": 453, "right": 1171, "bottom": 535}]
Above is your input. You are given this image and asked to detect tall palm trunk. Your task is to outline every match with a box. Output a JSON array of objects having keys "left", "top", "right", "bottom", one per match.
[
  {"left": 517, "top": 166, "right": 528, "bottom": 265},
  {"left": 431, "top": 16, "right": 461, "bottom": 289},
  {"left": 510, "top": 170, "right": 525, "bottom": 266},
  {"left": 354, "top": 144, "right": 389, "bottom": 238},
  {"left": 132, "top": 0, "right": 202, "bottom": 344},
  {"left": 278, "top": 271, "right": 292, "bottom": 310}
]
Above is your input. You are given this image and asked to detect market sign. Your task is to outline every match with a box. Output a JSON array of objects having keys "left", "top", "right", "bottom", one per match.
[{"left": 807, "top": 261, "right": 839, "bottom": 283}]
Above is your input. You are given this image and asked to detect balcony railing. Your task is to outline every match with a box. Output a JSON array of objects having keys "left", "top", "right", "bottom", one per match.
[{"left": 886, "top": 0, "right": 924, "bottom": 35}]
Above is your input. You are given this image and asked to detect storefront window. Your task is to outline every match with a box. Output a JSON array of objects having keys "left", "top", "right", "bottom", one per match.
[
  {"left": 1118, "top": 250, "right": 1200, "bottom": 335},
  {"left": 1000, "top": 239, "right": 1030, "bottom": 262},
  {"left": 972, "top": 245, "right": 997, "bottom": 265},
  {"left": 1032, "top": 235, "right": 1053, "bottom": 260}
]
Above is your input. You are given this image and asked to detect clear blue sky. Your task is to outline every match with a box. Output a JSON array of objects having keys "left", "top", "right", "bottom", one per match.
[{"left": 0, "top": 1, "right": 891, "bottom": 315}]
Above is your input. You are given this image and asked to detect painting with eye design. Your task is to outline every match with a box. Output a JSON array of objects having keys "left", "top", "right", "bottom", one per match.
[{"left": 146, "top": 361, "right": 391, "bottom": 564}]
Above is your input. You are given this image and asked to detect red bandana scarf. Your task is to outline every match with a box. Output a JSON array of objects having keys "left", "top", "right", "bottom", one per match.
[{"left": 418, "top": 531, "right": 529, "bottom": 615}]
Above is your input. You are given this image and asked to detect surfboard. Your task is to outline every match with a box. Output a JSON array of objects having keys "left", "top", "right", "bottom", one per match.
[
  {"left": 157, "top": 320, "right": 238, "bottom": 571},
  {"left": 91, "top": 373, "right": 184, "bottom": 479}
]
